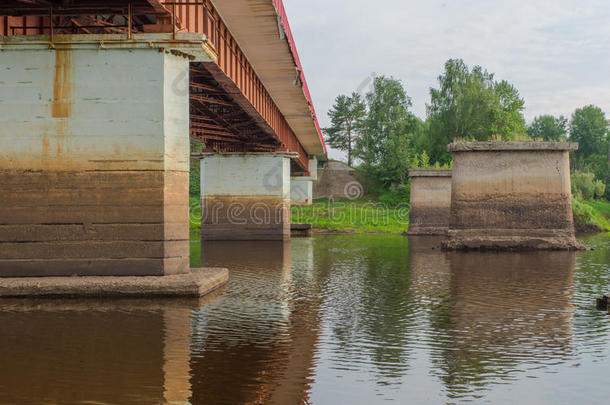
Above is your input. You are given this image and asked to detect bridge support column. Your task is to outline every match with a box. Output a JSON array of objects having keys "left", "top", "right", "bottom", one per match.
[
  {"left": 291, "top": 158, "right": 317, "bottom": 206},
  {"left": 200, "top": 153, "right": 293, "bottom": 240},
  {"left": 407, "top": 169, "right": 452, "bottom": 235},
  {"left": 0, "top": 36, "right": 203, "bottom": 277},
  {"left": 291, "top": 178, "right": 313, "bottom": 205},
  {"left": 442, "top": 142, "right": 583, "bottom": 250}
]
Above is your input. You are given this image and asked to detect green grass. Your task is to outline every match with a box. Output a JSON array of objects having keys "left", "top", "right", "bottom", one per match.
[
  {"left": 291, "top": 198, "right": 409, "bottom": 234},
  {"left": 189, "top": 196, "right": 201, "bottom": 240},
  {"left": 574, "top": 198, "right": 610, "bottom": 232}
]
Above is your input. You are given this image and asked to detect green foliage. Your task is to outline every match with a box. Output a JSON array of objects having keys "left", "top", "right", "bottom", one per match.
[
  {"left": 572, "top": 171, "right": 606, "bottom": 200},
  {"left": 189, "top": 139, "right": 204, "bottom": 199},
  {"left": 189, "top": 159, "right": 200, "bottom": 199},
  {"left": 323, "top": 92, "right": 367, "bottom": 166},
  {"left": 572, "top": 198, "right": 610, "bottom": 232},
  {"left": 410, "top": 150, "right": 452, "bottom": 169},
  {"left": 426, "top": 59, "right": 526, "bottom": 163},
  {"left": 527, "top": 115, "right": 568, "bottom": 141},
  {"left": 569, "top": 105, "right": 610, "bottom": 198},
  {"left": 570, "top": 105, "right": 609, "bottom": 163},
  {"left": 190, "top": 138, "right": 205, "bottom": 153},
  {"left": 378, "top": 184, "right": 410, "bottom": 207},
  {"left": 355, "top": 76, "right": 417, "bottom": 186}
]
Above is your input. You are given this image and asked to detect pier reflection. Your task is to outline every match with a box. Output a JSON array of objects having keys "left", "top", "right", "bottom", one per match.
[
  {"left": 0, "top": 297, "right": 218, "bottom": 405},
  {"left": 190, "top": 240, "right": 320, "bottom": 405},
  {"left": 407, "top": 236, "right": 575, "bottom": 396}
]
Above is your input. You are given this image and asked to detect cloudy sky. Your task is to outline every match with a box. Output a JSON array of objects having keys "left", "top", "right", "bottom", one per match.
[{"left": 282, "top": 0, "right": 610, "bottom": 160}]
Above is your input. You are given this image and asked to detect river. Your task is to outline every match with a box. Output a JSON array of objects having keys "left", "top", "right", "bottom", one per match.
[{"left": 1, "top": 234, "right": 609, "bottom": 404}]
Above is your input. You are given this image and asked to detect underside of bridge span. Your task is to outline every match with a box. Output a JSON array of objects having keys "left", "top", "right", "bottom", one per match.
[{"left": 0, "top": 0, "right": 327, "bottom": 278}]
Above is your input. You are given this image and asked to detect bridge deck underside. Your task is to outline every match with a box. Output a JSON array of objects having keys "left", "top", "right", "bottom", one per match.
[
  {"left": 0, "top": 0, "right": 312, "bottom": 172},
  {"left": 190, "top": 63, "right": 308, "bottom": 172}
]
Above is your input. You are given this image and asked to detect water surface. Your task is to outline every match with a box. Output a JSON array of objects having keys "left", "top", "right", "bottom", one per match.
[{"left": 1, "top": 234, "right": 610, "bottom": 404}]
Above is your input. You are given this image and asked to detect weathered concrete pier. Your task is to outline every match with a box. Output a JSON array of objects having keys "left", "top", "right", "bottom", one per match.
[
  {"left": 291, "top": 158, "right": 318, "bottom": 206},
  {"left": 407, "top": 169, "right": 452, "bottom": 235},
  {"left": 200, "top": 153, "right": 293, "bottom": 241},
  {"left": 442, "top": 142, "right": 582, "bottom": 250},
  {"left": 0, "top": 33, "right": 213, "bottom": 277}
]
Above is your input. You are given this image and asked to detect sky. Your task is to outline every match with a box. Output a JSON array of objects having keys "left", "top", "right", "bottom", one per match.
[{"left": 282, "top": 0, "right": 610, "bottom": 160}]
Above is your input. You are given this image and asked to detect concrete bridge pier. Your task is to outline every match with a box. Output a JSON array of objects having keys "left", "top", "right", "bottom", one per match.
[
  {"left": 0, "top": 34, "right": 228, "bottom": 297},
  {"left": 291, "top": 157, "right": 318, "bottom": 206},
  {"left": 442, "top": 142, "right": 582, "bottom": 251},
  {"left": 0, "top": 34, "right": 218, "bottom": 277},
  {"left": 407, "top": 169, "right": 452, "bottom": 235},
  {"left": 200, "top": 153, "right": 294, "bottom": 241}
]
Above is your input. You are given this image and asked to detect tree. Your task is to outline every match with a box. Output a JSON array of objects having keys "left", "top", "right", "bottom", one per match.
[
  {"left": 356, "top": 76, "right": 416, "bottom": 185},
  {"left": 527, "top": 115, "right": 568, "bottom": 141},
  {"left": 569, "top": 105, "right": 610, "bottom": 198},
  {"left": 426, "top": 59, "right": 526, "bottom": 163},
  {"left": 569, "top": 105, "right": 608, "bottom": 163},
  {"left": 323, "top": 92, "right": 366, "bottom": 166}
]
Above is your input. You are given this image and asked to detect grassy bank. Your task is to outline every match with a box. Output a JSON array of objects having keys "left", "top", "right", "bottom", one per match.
[
  {"left": 573, "top": 199, "right": 610, "bottom": 233},
  {"left": 189, "top": 196, "right": 610, "bottom": 236},
  {"left": 291, "top": 198, "right": 409, "bottom": 234}
]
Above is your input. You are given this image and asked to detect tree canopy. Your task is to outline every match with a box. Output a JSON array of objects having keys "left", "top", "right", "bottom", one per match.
[
  {"left": 426, "top": 59, "right": 526, "bottom": 163},
  {"left": 527, "top": 115, "right": 568, "bottom": 141},
  {"left": 323, "top": 92, "right": 366, "bottom": 167},
  {"left": 356, "top": 76, "right": 419, "bottom": 185}
]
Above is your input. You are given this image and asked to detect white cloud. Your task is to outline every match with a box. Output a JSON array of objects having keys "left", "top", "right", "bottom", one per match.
[{"left": 282, "top": 0, "right": 610, "bottom": 160}]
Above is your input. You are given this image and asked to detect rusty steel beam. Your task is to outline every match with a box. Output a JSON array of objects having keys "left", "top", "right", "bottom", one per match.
[
  {"left": 0, "top": 0, "right": 312, "bottom": 170},
  {"left": 158, "top": 0, "right": 310, "bottom": 170}
]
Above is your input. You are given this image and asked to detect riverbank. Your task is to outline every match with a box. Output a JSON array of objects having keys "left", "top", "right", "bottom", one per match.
[
  {"left": 189, "top": 197, "right": 610, "bottom": 236},
  {"left": 573, "top": 199, "right": 610, "bottom": 233},
  {"left": 291, "top": 198, "right": 409, "bottom": 234}
]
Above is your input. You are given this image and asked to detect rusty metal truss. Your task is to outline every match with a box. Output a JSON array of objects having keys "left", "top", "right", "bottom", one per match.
[{"left": 0, "top": 0, "right": 313, "bottom": 172}]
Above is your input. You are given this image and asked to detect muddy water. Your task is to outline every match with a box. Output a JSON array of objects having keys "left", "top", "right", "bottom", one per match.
[{"left": 1, "top": 234, "right": 610, "bottom": 404}]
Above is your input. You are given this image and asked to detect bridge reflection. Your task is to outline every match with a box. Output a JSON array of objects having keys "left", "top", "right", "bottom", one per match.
[
  {"left": 190, "top": 240, "right": 320, "bottom": 405},
  {"left": 0, "top": 297, "right": 217, "bottom": 404}
]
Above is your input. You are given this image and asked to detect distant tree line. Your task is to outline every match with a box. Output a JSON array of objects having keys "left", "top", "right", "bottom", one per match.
[{"left": 323, "top": 58, "right": 610, "bottom": 201}]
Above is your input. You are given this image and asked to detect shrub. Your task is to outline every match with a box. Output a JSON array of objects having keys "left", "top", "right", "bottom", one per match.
[
  {"left": 572, "top": 171, "right": 597, "bottom": 200},
  {"left": 594, "top": 179, "right": 606, "bottom": 199},
  {"left": 379, "top": 183, "right": 410, "bottom": 207}
]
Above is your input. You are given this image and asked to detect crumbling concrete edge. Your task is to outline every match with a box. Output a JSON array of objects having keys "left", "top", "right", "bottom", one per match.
[
  {"left": 0, "top": 267, "right": 229, "bottom": 298},
  {"left": 447, "top": 142, "right": 578, "bottom": 152}
]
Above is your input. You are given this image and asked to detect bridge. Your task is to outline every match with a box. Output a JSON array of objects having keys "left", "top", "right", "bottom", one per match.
[{"left": 0, "top": 0, "right": 327, "bottom": 278}]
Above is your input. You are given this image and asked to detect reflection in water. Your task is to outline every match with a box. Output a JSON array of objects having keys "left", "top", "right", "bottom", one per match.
[
  {"left": 190, "top": 240, "right": 320, "bottom": 405},
  {"left": 429, "top": 247, "right": 575, "bottom": 397},
  {"left": 2, "top": 235, "right": 610, "bottom": 404},
  {"left": 0, "top": 298, "right": 204, "bottom": 405}
]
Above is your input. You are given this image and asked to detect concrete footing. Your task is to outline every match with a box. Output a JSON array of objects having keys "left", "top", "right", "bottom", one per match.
[
  {"left": 442, "top": 142, "right": 583, "bottom": 251},
  {"left": 200, "top": 153, "right": 293, "bottom": 241},
  {"left": 407, "top": 169, "right": 452, "bottom": 235},
  {"left": 0, "top": 268, "right": 228, "bottom": 298},
  {"left": 291, "top": 223, "right": 313, "bottom": 237}
]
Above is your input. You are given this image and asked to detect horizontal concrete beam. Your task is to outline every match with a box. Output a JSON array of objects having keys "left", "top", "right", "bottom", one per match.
[
  {"left": 0, "top": 33, "right": 216, "bottom": 62},
  {"left": 408, "top": 169, "right": 452, "bottom": 177},
  {"left": 447, "top": 142, "right": 579, "bottom": 152}
]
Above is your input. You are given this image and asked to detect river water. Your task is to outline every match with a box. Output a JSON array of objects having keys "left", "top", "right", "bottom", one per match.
[{"left": 1, "top": 234, "right": 610, "bottom": 404}]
